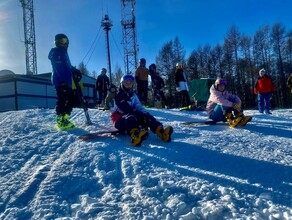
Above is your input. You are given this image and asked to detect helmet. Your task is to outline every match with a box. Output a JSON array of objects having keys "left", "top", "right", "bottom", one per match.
[
  {"left": 54, "top": 33, "right": 69, "bottom": 48},
  {"left": 215, "top": 78, "right": 227, "bottom": 87},
  {"left": 176, "top": 63, "right": 183, "bottom": 68},
  {"left": 120, "top": 74, "right": 135, "bottom": 84}
]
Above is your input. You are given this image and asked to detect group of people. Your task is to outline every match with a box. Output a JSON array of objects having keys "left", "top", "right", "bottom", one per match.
[{"left": 49, "top": 33, "right": 291, "bottom": 146}]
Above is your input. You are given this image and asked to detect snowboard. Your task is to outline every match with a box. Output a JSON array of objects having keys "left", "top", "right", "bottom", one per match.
[
  {"left": 181, "top": 120, "right": 217, "bottom": 126},
  {"left": 78, "top": 130, "right": 123, "bottom": 141},
  {"left": 182, "top": 116, "right": 252, "bottom": 127}
]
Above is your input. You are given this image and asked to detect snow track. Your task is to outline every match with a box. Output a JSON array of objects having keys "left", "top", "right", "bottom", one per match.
[{"left": 0, "top": 108, "right": 291, "bottom": 219}]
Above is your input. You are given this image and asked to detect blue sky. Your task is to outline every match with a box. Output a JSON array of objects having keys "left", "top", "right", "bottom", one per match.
[{"left": 0, "top": 0, "right": 291, "bottom": 75}]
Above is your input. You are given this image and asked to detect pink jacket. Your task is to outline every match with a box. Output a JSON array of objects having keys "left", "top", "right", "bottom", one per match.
[{"left": 206, "top": 85, "right": 241, "bottom": 115}]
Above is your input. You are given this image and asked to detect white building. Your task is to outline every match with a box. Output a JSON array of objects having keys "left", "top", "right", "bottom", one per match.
[{"left": 0, "top": 70, "right": 96, "bottom": 112}]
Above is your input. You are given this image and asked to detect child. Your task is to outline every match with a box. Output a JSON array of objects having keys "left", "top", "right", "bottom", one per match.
[
  {"left": 110, "top": 74, "right": 173, "bottom": 146},
  {"left": 206, "top": 78, "right": 251, "bottom": 127},
  {"left": 48, "top": 33, "right": 75, "bottom": 129}
]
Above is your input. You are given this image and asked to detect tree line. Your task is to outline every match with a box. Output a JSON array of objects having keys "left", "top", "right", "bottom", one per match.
[
  {"left": 81, "top": 22, "right": 292, "bottom": 109},
  {"left": 156, "top": 23, "right": 292, "bottom": 109}
]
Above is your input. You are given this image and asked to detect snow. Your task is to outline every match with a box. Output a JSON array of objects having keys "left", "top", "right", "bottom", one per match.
[{"left": 0, "top": 108, "right": 291, "bottom": 220}]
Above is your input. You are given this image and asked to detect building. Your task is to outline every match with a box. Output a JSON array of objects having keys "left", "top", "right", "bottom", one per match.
[{"left": 0, "top": 70, "right": 96, "bottom": 112}]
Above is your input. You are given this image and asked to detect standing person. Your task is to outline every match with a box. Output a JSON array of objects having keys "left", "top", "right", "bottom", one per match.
[
  {"left": 48, "top": 33, "right": 75, "bottom": 129},
  {"left": 254, "top": 68, "right": 275, "bottom": 114},
  {"left": 287, "top": 73, "right": 292, "bottom": 93},
  {"left": 206, "top": 78, "right": 252, "bottom": 127},
  {"left": 175, "top": 63, "right": 191, "bottom": 109},
  {"left": 110, "top": 74, "right": 173, "bottom": 146},
  {"left": 95, "top": 68, "right": 110, "bottom": 108},
  {"left": 135, "top": 58, "right": 150, "bottom": 105},
  {"left": 149, "top": 63, "right": 167, "bottom": 108}
]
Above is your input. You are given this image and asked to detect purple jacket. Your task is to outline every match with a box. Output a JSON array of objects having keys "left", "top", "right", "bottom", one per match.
[{"left": 206, "top": 85, "right": 241, "bottom": 115}]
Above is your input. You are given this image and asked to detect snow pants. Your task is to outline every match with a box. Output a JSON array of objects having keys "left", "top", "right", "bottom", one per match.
[
  {"left": 136, "top": 80, "right": 148, "bottom": 105},
  {"left": 209, "top": 97, "right": 239, "bottom": 122},
  {"left": 257, "top": 93, "right": 271, "bottom": 113},
  {"left": 97, "top": 89, "right": 108, "bottom": 106},
  {"left": 55, "top": 85, "right": 74, "bottom": 116},
  {"left": 178, "top": 90, "right": 191, "bottom": 108},
  {"left": 114, "top": 112, "right": 162, "bottom": 134}
]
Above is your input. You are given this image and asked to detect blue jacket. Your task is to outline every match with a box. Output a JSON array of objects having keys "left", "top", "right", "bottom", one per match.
[{"left": 48, "top": 47, "right": 72, "bottom": 87}]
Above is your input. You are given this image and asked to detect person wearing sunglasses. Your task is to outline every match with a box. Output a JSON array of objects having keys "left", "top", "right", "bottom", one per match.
[
  {"left": 110, "top": 74, "right": 173, "bottom": 146},
  {"left": 206, "top": 77, "right": 252, "bottom": 127}
]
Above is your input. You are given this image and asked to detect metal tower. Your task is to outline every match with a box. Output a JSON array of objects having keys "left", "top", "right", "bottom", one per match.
[
  {"left": 121, "top": 0, "right": 138, "bottom": 74},
  {"left": 19, "top": 0, "right": 37, "bottom": 75},
  {"left": 101, "top": 14, "right": 113, "bottom": 83}
]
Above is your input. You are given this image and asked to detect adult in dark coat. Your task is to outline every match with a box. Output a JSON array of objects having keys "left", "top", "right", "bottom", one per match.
[
  {"left": 95, "top": 68, "right": 110, "bottom": 107},
  {"left": 149, "top": 63, "right": 167, "bottom": 107}
]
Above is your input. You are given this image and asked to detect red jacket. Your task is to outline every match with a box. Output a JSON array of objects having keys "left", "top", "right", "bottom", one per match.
[{"left": 254, "top": 76, "right": 275, "bottom": 94}]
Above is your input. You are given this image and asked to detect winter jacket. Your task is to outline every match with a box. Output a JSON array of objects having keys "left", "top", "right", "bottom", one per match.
[
  {"left": 206, "top": 85, "right": 241, "bottom": 115},
  {"left": 151, "top": 74, "right": 165, "bottom": 91},
  {"left": 175, "top": 69, "right": 189, "bottom": 91},
  {"left": 48, "top": 47, "right": 72, "bottom": 87},
  {"left": 96, "top": 74, "right": 110, "bottom": 92},
  {"left": 135, "top": 66, "right": 149, "bottom": 81},
  {"left": 254, "top": 75, "right": 275, "bottom": 94},
  {"left": 110, "top": 86, "right": 146, "bottom": 125}
]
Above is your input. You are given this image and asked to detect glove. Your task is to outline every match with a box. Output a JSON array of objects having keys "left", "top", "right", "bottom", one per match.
[{"left": 233, "top": 102, "right": 241, "bottom": 112}]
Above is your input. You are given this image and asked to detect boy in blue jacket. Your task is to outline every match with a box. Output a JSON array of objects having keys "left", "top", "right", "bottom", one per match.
[
  {"left": 48, "top": 34, "right": 76, "bottom": 129},
  {"left": 111, "top": 75, "right": 173, "bottom": 146}
]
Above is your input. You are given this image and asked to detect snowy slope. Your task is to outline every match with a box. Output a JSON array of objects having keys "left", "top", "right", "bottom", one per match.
[{"left": 0, "top": 108, "right": 291, "bottom": 220}]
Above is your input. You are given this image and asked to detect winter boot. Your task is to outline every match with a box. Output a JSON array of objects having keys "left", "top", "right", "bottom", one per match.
[
  {"left": 238, "top": 115, "right": 252, "bottom": 126},
  {"left": 225, "top": 113, "right": 242, "bottom": 128},
  {"left": 57, "top": 114, "right": 74, "bottom": 130},
  {"left": 234, "top": 112, "right": 252, "bottom": 126},
  {"left": 130, "top": 128, "right": 149, "bottom": 146},
  {"left": 155, "top": 126, "right": 173, "bottom": 142}
]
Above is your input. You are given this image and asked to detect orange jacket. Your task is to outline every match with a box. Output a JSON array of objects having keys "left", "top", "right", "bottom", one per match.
[
  {"left": 135, "top": 66, "right": 149, "bottom": 81},
  {"left": 254, "top": 76, "right": 275, "bottom": 94}
]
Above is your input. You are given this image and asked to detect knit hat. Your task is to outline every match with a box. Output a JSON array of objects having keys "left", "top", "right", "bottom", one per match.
[{"left": 259, "top": 68, "right": 266, "bottom": 76}]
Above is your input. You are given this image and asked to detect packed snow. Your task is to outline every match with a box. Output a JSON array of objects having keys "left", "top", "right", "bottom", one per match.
[{"left": 0, "top": 108, "right": 291, "bottom": 220}]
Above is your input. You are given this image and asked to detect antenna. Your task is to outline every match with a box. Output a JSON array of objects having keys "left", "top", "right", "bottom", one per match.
[
  {"left": 121, "top": 0, "right": 138, "bottom": 74},
  {"left": 19, "top": 0, "right": 37, "bottom": 75},
  {"left": 101, "top": 14, "right": 113, "bottom": 82}
]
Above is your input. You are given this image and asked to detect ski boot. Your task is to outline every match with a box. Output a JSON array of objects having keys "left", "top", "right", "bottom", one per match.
[
  {"left": 130, "top": 128, "right": 149, "bottom": 146},
  {"left": 225, "top": 112, "right": 242, "bottom": 128},
  {"left": 155, "top": 125, "right": 173, "bottom": 142},
  {"left": 57, "top": 114, "right": 75, "bottom": 130},
  {"left": 236, "top": 112, "right": 252, "bottom": 126}
]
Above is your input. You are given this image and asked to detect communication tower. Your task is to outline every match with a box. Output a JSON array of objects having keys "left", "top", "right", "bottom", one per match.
[
  {"left": 121, "top": 0, "right": 138, "bottom": 74},
  {"left": 101, "top": 14, "right": 113, "bottom": 82},
  {"left": 19, "top": 0, "right": 37, "bottom": 75}
]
